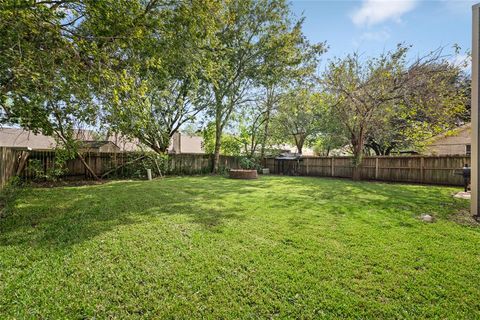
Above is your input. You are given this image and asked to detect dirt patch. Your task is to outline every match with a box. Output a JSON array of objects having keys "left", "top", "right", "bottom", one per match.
[
  {"left": 450, "top": 208, "right": 480, "bottom": 227},
  {"left": 29, "top": 180, "right": 111, "bottom": 188}
]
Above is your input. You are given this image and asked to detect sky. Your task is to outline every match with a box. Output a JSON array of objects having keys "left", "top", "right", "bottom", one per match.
[{"left": 290, "top": 0, "right": 475, "bottom": 70}]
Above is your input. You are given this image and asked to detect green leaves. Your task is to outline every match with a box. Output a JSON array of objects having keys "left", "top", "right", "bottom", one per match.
[{"left": 322, "top": 45, "right": 469, "bottom": 158}]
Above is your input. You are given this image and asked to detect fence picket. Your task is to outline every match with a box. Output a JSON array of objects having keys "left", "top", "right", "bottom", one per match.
[{"left": 0, "top": 147, "right": 471, "bottom": 189}]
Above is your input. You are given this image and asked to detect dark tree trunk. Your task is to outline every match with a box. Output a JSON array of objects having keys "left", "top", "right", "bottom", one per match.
[
  {"left": 77, "top": 152, "right": 101, "bottom": 181},
  {"left": 260, "top": 94, "right": 273, "bottom": 159},
  {"left": 212, "top": 120, "right": 222, "bottom": 173},
  {"left": 351, "top": 132, "right": 365, "bottom": 181},
  {"left": 293, "top": 134, "right": 305, "bottom": 155}
]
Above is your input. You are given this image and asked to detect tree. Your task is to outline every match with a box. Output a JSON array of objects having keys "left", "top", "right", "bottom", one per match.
[
  {"left": 202, "top": 122, "right": 243, "bottom": 157},
  {"left": 312, "top": 100, "right": 348, "bottom": 156},
  {"left": 205, "top": 0, "right": 299, "bottom": 172},
  {"left": 322, "top": 44, "right": 468, "bottom": 179},
  {"left": 0, "top": 0, "right": 103, "bottom": 178},
  {"left": 0, "top": 0, "right": 171, "bottom": 178},
  {"left": 271, "top": 85, "right": 321, "bottom": 154},
  {"left": 254, "top": 21, "right": 326, "bottom": 159},
  {"left": 365, "top": 61, "right": 469, "bottom": 155},
  {"left": 101, "top": 0, "right": 216, "bottom": 155}
]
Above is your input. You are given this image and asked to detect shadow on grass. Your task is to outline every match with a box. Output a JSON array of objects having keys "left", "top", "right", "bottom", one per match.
[
  {"left": 0, "top": 175, "right": 472, "bottom": 250},
  {"left": 260, "top": 176, "right": 469, "bottom": 227},
  {"left": 0, "top": 177, "right": 254, "bottom": 249}
]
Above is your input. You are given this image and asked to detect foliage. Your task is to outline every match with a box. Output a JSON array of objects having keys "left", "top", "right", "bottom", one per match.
[
  {"left": 101, "top": 0, "right": 216, "bottom": 154},
  {"left": 312, "top": 134, "right": 347, "bottom": 156},
  {"left": 202, "top": 122, "right": 243, "bottom": 156},
  {"left": 253, "top": 20, "right": 326, "bottom": 158},
  {"left": 270, "top": 85, "right": 322, "bottom": 154},
  {"left": 27, "top": 147, "right": 76, "bottom": 182},
  {"left": 238, "top": 156, "right": 262, "bottom": 170},
  {"left": 0, "top": 176, "right": 477, "bottom": 318},
  {"left": 0, "top": 176, "right": 21, "bottom": 218},
  {"left": 322, "top": 44, "right": 468, "bottom": 178},
  {"left": 204, "top": 0, "right": 313, "bottom": 171},
  {"left": 0, "top": 0, "right": 124, "bottom": 179}
]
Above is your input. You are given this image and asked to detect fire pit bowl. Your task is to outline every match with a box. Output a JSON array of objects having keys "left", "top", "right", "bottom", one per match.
[{"left": 229, "top": 169, "right": 258, "bottom": 179}]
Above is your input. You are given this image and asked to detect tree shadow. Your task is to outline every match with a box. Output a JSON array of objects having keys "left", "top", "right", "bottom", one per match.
[
  {"left": 1, "top": 175, "right": 472, "bottom": 251},
  {"left": 0, "top": 177, "right": 254, "bottom": 249},
  {"left": 263, "top": 175, "right": 470, "bottom": 228}
]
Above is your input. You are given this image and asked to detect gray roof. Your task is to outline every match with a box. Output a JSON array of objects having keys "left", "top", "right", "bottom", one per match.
[
  {"left": 0, "top": 128, "right": 55, "bottom": 149},
  {"left": 0, "top": 128, "right": 138, "bottom": 151},
  {"left": 0, "top": 127, "right": 204, "bottom": 153}
]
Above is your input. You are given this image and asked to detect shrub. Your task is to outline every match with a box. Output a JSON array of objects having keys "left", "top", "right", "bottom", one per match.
[
  {"left": 0, "top": 177, "right": 22, "bottom": 218},
  {"left": 27, "top": 147, "right": 73, "bottom": 182},
  {"left": 239, "top": 156, "right": 261, "bottom": 171}
]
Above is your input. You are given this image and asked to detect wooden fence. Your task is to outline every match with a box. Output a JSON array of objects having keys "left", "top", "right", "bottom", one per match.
[
  {"left": 0, "top": 147, "right": 471, "bottom": 189},
  {"left": 264, "top": 155, "right": 470, "bottom": 186},
  {"left": 0, "top": 147, "right": 19, "bottom": 189},
  {"left": 0, "top": 148, "right": 242, "bottom": 188}
]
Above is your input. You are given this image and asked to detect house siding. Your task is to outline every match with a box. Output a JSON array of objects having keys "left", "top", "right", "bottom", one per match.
[{"left": 426, "top": 127, "right": 471, "bottom": 155}]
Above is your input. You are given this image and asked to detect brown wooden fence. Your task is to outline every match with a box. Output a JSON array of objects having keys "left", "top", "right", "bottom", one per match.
[
  {"left": 0, "top": 147, "right": 18, "bottom": 189},
  {"left": 264, "top": 155, "right": 470, "bottom": 186},
  {"left": 0, "top": 148, "right": 242, "bottom": 188},
  {"left": 0, "top": 147, "right": 471, "bottom": 189}
]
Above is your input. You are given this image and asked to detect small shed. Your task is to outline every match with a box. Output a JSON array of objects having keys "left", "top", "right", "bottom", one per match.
[{"left": 274, "top": 153, "right": 303, "bottom": 175}]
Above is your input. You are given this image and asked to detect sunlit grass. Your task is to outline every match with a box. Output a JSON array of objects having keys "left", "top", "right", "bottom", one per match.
[{"left": 0, "top": 176, "right": 478, "bottom": 318}]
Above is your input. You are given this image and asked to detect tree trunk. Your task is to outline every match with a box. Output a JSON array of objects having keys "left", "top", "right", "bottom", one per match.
[
  {"left": 294, "top": 134, "right": 305, "bottom": 155},
  {"left": 297, "top": 144, "right": 303, "bottom": 155},
  {"left": 77, "top": 152, "right": 101, "bottom": 180},
  {"left": 212, "top": 121, "right": 222, "bottom": 173},
  {"left": 260, "top": 88, "right": 274, "bottom": 159},
  {"left": 351, "top": 134, "right": 365, "bottom": 181}
]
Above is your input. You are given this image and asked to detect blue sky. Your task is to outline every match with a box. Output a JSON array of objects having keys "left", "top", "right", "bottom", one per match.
[{"left": 290, "top": 0, "right": 475, "bottom": 69}]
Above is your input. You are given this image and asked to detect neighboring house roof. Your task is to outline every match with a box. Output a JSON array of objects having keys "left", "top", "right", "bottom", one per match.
[
  {"left": 0, "top": 127, "right": 141, "bottom": 151},
  {"left": 80, "top": 140, "right": 120, "bottom": 150},
  {"left": 0, "top": 128, "right": 56, "bottom": 149},
  {"left": 0, "top": 127, "right": 204, "bottom": 153}
]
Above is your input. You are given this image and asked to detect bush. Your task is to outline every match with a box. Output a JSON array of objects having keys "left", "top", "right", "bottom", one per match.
[
  {"left": 0, "top": 177, "right": 22, "bottom": 218},
  {"left": 239, "top": 156, "right": 261, "bottom": 171},
  {"left": 28, "top": 147, "right": 73, "bottom": 182}
]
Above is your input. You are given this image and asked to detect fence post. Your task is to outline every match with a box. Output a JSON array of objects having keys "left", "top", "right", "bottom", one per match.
[
  {"left": 420, "top": 157, "right": 425, "bottom": 183},
  {"left": 331, "top": 156, "right": 335, "bottom": 177},
  {"left": 375, "top": 157, "right": 379, "bottom": 180},
  {"left": 306, "top": 158, "right": 309, "bottom": 175}
]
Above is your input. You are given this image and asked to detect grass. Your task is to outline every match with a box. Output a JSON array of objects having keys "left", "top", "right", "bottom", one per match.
[{"left": 0, "top": 175, "right": 478, "bottom": 319}]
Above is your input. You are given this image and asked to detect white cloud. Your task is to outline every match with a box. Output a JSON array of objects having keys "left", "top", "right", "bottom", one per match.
[{"left": 351, "top": 0, "right": 417, "bottom": 27}]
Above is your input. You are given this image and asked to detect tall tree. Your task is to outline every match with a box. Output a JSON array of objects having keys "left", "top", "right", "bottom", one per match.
[
  {"left": 100, "top": 0, "right": 216, "bottom": 154},
  {"left": 0, "top": 0, "right": 103, "bottom": 177},
  {"left": 271, "top": 85, "right": 321, "bottom": 154},
  {"left": 323, "top": 45, "right": 468, "bottom": 179},
  {"left": 206, "top": 0, "right": 298, "bottom": 172},
  {"left": 254, "top": 22, "right": 326, "bottom": 159}
]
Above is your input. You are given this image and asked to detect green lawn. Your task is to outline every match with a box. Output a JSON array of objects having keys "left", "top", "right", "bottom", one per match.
[{"left": 0, "top": 176, "right": 478, "bottom": 318}]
